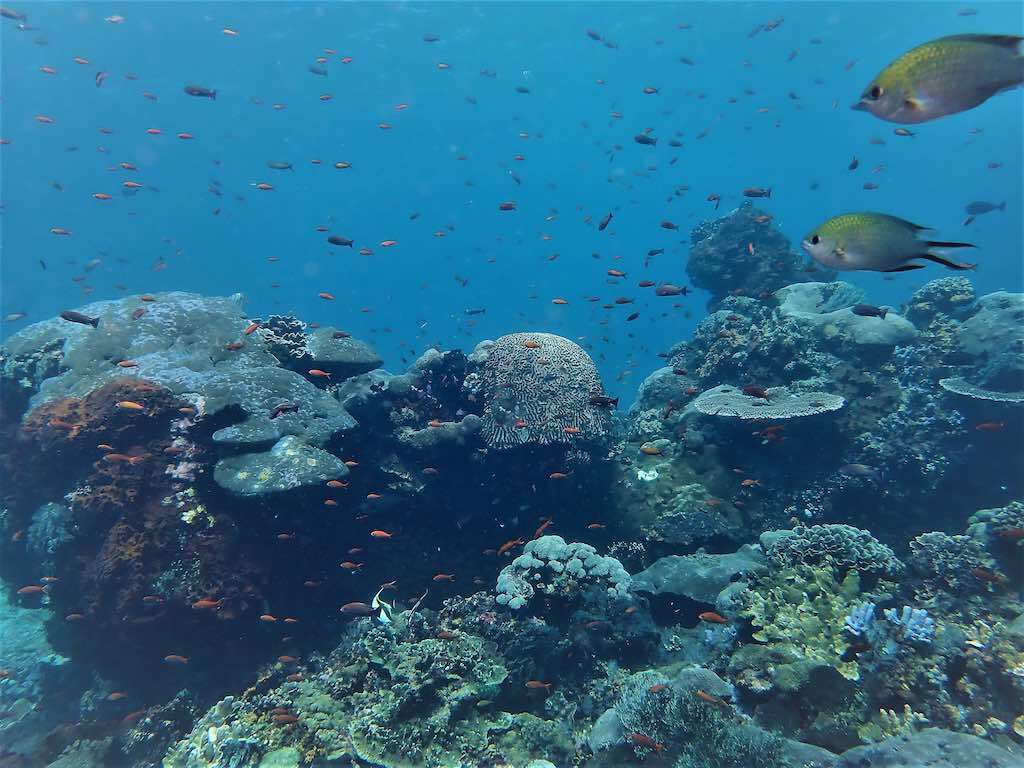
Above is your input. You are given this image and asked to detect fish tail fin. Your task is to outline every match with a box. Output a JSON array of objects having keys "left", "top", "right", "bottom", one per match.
[
  {"left": 925, "top": 240, "right": 976, "bottom": 249},
  {"left": 920, "top": 253, "right": 976, "bottom": 270},
  {"left": 879, "top": 308, "right": 888, "bottom": 319},
  {"left": 882, "top": 264, "right": 926, "bottom": 272},
  {"left": 999, "top": 201, "right": 1006, "bottom": 211},
  {"left": 90, "top": 317, "right": 100, "bottom": 328},
  {"left": 767, "top": 187, "right": 772, "bottom": 199},
  {"left": 612, "top": 397, "right": 619, "bottom": 408},
  {"left": 211, "top": 90, "right": 217, "bottom": 100}
]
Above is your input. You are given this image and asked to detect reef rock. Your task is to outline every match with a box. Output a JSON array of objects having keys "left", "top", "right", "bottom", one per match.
[
  {"left": 0, "top": 591, "right": 90, "bottom": 757},
  {"left": 776, "top": 282, "right": 918, "bottom": 347},
  {"left": 213, "top": 435, "right": 348, "bottom": 495},
  {"left": 631, "top": 544, "right": 767, "bottom": 603},
  {"left": 957, "top": 291, "right": 1024, "bottom": 358},
  {"left": 3, "top": 293, "right": 358, "bottom": 449},
  {"left": 687, "top": 202, "right": 831, "bottom": 307},
  {"left": 836, "top": 728, "right": 1023, "bottom": 767},
  {"left": 305, "top": 328, "right": 382, "bottom": 378}
]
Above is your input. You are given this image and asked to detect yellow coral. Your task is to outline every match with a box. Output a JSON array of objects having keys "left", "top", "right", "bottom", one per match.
[
  {"left": 741, "top": 565, "right": 869, "bottom": 680},
  {"left": 857, "top": 705, "right": 927, "bottom": 743}
]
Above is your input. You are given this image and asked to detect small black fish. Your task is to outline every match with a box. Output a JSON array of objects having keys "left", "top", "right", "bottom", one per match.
[
  {"left": 633, "top": 134, "right": 657, "bottom": 146},
  {"left": 308, "top": 65, "right": 327, "bottom": 77},
  {"left": 647, "top": 248, "right": 665, "bottom": 256},
  {"left": 848, "top": 156, "right": 859, "bottom": 171},
  {"left": 598, "top": 212, "right": 613, "bottom": 231},
  {"left": 184, "top": 84, "right": 216, "bottom": 99},
  {"left": 626, "top": 311, "right": 639, "bottom": 321},
  {"left": 327, "top": 235, "right": 353, "bottom": 247},
  {"left": 851, "top": 304, "right": 888, "bottom": 319},
  {"left": 266, "top": 161, "right": 293, "bottom": 171},
  {"left": 839, "top": 463, "right": 883, "bottom": 484},
  {"left": 840, "top": 642, "right": 871, "bottom": 663},
  {"left": 270, "top": 402, "right": 299, "bottom": 419},
  {"left": 60, "top": 310, "right": 99, "bottom": 328},
  {"left": 589, "top": 394, "right": 619, "bottom": 408},
  {"left": 964, "top": 200, "right": 1005, "bottom": 215},
  {"left": 464, "top": 308, "right": 486, "bottom": 316},
  {"left": 742, "top": 187, "right": 771, "bottom": 198}
]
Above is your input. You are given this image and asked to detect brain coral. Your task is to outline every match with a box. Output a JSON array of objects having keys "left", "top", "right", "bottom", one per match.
[
  {"left": 763, "top": 524, "right": 903, "bottom": 579},
  {"left": 476, "top": 333, "right": 612, "bottom": 450}
]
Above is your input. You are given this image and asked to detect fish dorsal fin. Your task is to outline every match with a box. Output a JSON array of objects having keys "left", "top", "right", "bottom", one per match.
[
  {"left": 860, "top": 212, "right": 930, "bottom": 231},
  {"left": 942, "top": 33, "right": 1024, "bottom": 50},
  {"left": 371, "top": 587, "right": 394, "bottom": 624}
]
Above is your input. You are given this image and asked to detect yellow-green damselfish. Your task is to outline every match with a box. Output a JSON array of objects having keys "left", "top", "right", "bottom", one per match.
[
  {"left": 802, "top": 213, "right": 975, "bottom": 273},
  {"left": 853, "top": 34, "right": 1023, "bottom": 123}
]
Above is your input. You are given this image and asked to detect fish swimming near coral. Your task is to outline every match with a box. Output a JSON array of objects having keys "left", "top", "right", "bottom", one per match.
[
  {"left": 803, "top": 213, "right": 976, "bottom": 272},
  {"left": 852, "top": 34, "right": 1024, "bottom": 123},
  {"left": 839, "top": 463, "right": 883, "bottom": 484},
  {"left": 60, "top": 310, "right": 99, "bottom": 328}
]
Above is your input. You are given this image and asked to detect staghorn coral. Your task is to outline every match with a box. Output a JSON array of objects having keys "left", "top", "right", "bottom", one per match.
[
  {"left": 689, "top": 384, "right": 845, "bottom": 420},
  {"left": 495, "top": 535, "right": 631, "bottom": 613},
  {"left": 474, "top": 333, "right": 612, "bottom": 451},
  {"left": 764, "top": 525, "right": 903, "bottom": 580}
]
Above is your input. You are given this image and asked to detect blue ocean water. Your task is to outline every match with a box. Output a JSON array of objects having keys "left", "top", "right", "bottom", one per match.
[
  {"left": 3, "top": 2, "right": 1021, "bottom": 402},
  {"left": 3, "top": 5, "right": 1024, "bottom": 768}
]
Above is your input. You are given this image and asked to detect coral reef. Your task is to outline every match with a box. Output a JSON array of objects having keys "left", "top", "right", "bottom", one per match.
[
  {"left": 473, "top": 332, "right": 613, "bottom": 454},
  {"left": 763, "top": 525, "right": 904, "bottom": 580},
  {"left": 686, "top": 202, "right": 833, "bottom": 307},
  {"left": 495, "top": 535, "right": 631, "bottom": 613}
]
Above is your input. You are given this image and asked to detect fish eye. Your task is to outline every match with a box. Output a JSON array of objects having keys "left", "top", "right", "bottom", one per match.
[
  {"left": 810, "top": 235, "right": 820, "bottom": 245},
  {"left": 868, "top": 85, "right": 883, "bottom": 100}
]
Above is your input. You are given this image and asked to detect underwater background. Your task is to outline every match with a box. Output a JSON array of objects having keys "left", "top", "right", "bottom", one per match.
[{"left": 1, "top": 2, "right": 1024, "bottom": 768}]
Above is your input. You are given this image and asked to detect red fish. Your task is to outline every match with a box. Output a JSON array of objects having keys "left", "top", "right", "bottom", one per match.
[{"left": 698, "top": 611, "right": 729, "bottom": 624}]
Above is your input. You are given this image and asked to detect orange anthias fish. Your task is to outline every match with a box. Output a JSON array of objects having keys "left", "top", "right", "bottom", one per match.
[
  {"left": 498, "top": 537, "right": 524, "bottom": 556},
  {"left": 628, "top": 732, "right": 666, "bottom": 752},
  {"left": 695, "top": 689, "right": 730, "bottom": 707},
  {"left": 698, "top": 611, "right": 729, "bottom": 624}
]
